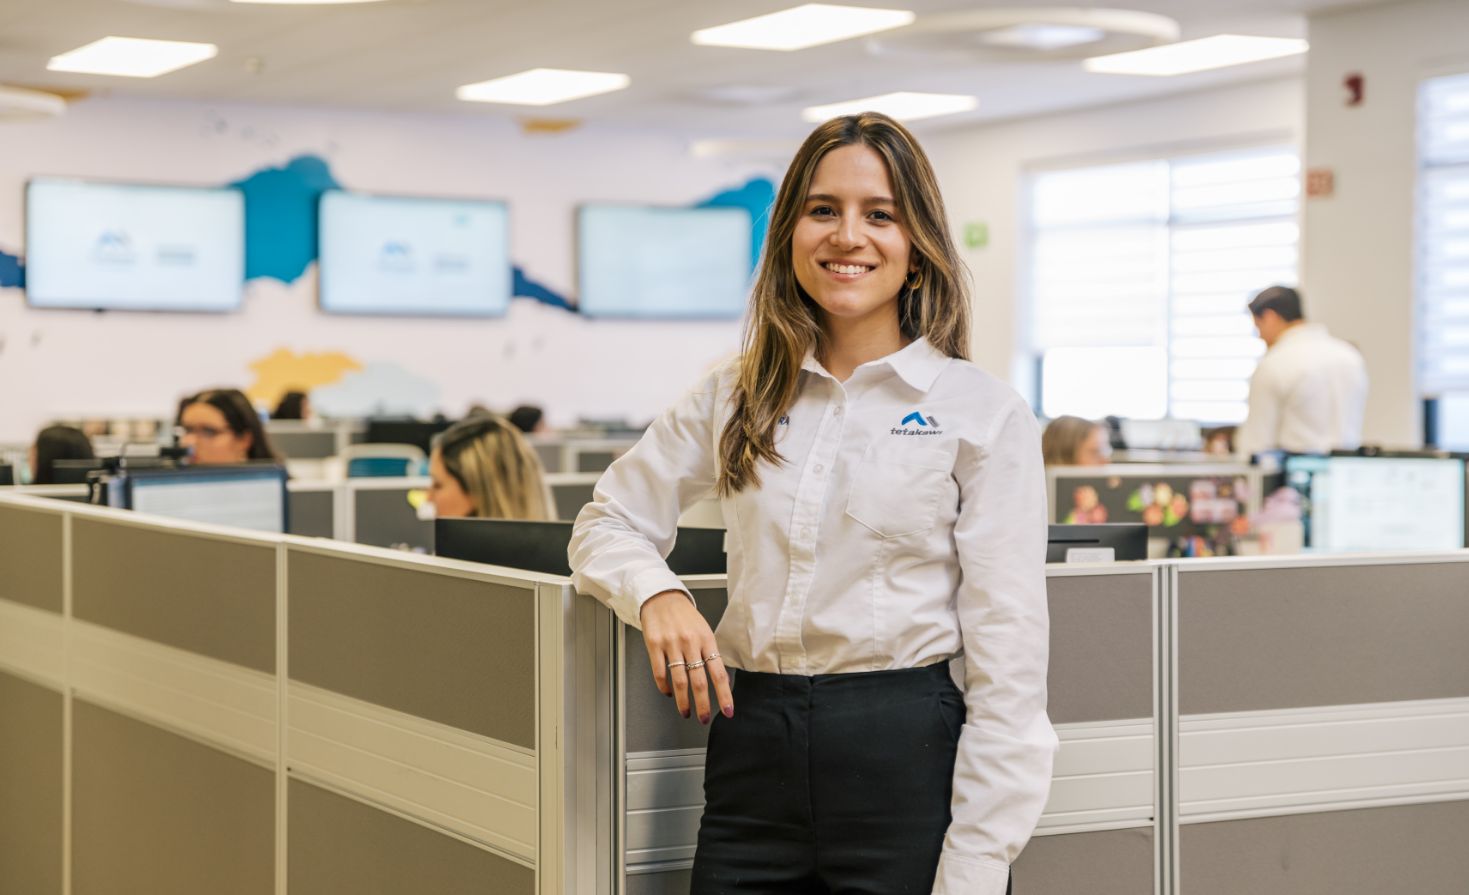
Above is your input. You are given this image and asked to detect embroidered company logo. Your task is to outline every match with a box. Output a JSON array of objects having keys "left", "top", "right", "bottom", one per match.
[{"left": 892, "top": 411, "right": 943, "bottom": 436}]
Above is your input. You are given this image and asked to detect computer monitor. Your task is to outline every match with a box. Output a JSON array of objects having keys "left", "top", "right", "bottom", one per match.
[
  {"left": 115, "top": 465, "right": 289, "bottom": 534},
  {"left": 51, "top": 459, "right": 106, "bottom": 484},
  {"left": 363, "top": 419, "right": 454, "bottom": 455},
  {"left": 1047, "top": 524, "right": 1148, "bottom": 563},
  {"left": 1285, "top": 454, "right": 1467, "bottom": 551},
  {"left": 435, "top": 518, "right": 727, "bottom": 576},
  {"left": 0, "top": 464, "right": 12, "bottom": 486}
]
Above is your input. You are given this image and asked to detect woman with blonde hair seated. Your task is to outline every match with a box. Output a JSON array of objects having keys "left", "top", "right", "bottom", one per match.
[
  {"left": 426, "top": 415, "right": 551, "bottom": 520},
  {"left": 1041, "top": 415, "right": 1110, "bottom": 466}
]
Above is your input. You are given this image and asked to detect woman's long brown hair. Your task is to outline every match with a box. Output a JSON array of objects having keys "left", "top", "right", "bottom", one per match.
[{"left": 717, "top": 112, "right": 972, "bottom": 495}]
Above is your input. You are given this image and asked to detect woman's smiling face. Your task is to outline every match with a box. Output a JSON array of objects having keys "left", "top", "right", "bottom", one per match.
[{"left": 791, "top": 143, "right": 914, "bottom": 329}]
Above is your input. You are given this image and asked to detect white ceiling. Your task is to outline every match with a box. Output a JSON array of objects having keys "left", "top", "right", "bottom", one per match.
[{"left": 0, "top": 0, "right": 1398, "bottom": 138}]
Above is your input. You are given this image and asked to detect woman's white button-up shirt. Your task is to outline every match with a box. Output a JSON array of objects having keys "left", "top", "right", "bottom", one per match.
[{"left": 569, "top": 337, "right": 1057, "bottom": 895}]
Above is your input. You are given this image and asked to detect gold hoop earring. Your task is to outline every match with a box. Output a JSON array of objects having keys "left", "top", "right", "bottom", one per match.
[{"left": 906, "top": 269, "right": 924, "bottom": 293}]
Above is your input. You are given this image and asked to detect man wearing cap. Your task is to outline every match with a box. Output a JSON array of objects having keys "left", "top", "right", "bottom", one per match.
[{"left": 1236, "top": 285, "right": 1368, "bottom": 458}]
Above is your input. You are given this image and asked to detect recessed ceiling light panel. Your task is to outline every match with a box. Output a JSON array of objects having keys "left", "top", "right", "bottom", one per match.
[
  {"left": 802, "top": 91, "right": 977, "bottom": 123},
  {"left": 47, "top": 36, "right": 218, "bottom": 78},
  {"left": 456, "top": 69, "right": 631, "bottom": 106},
  {"left": 981, "top": 24, "right": 1105, "bottom": 51},
  {"left": 1084, "top": 34, "right": 1308, "bottom": 76},
  {"left": 693, "top": 4, "right": 915, "bottom": 52}
]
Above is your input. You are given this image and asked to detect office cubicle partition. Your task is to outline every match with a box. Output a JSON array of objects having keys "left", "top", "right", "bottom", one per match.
[
  {"left": 1168, "top": 553, "right": 1469, "bottom": 894},
  {"left": 4, "top": 487, "right": 1465, "bottom": 895},
  {"left": 611, "top": 565, "right": 1165, "bottom": 895},
  {"left": 0, "top": 493, "right": 583, "bottom": 895}
]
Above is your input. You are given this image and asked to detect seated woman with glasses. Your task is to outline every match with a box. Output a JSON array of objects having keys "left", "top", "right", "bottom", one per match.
[
  {"left": 177, "top": 388, "right": 281, "bottom": 465},
  {"left": 426, "top": 415, "right": 551, "bottom": 520}
]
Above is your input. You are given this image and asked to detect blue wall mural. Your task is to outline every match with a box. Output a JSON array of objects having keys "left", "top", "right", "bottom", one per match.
[
  {"left": 230, "top": 155, "right": 340, "bottom": 284},
  {"left": 697, "top": 177, "right": 777, "bottom": 271},
  {"left": 1, "top": 153, "right": 775, "bottom": 311},
  {"left": 0, "top": 248, "right": 22, "bottom": 289}
]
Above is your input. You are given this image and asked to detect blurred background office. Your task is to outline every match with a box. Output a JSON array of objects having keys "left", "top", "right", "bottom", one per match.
[{"left": 3, "top": 5, "right": 1469, "bottom": 895}]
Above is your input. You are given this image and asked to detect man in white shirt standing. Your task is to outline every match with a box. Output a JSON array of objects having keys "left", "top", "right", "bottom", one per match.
[{"left": 1236, "top": 285, "right": 1369, "bottom": 458}]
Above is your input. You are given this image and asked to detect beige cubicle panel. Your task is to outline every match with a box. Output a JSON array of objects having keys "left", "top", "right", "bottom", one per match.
[
  {"left": 611, "top": 564, "right": 1164, "bottom": 895},
  {"left": 1172, "top": 554, "right": 1469, "bottom": 895},
  {"left": 0, "top": 492, "right": 581, "bottom": 895}
]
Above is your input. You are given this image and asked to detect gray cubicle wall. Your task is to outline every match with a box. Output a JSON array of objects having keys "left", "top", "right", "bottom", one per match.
[
  {"left": 0, "top": 492, "right": 577, "bottom": 895},
  {"left": 288, "top": 483, "right": 336, "bottom": 539},
  {"left": 349, "top": 478, "right": 433, "bottom": 551},
  {"left": 285, "top": 543, "right": 552, "bottom": 893},
  {"left": 547, "top": 474, "right": 600, "bottom": 523},
  {"left": 614, "top": 565, "right": 1163, "bottom": 895},
  {"left": 1172, "top": 554, "right": 1469, "bottom": 895}
]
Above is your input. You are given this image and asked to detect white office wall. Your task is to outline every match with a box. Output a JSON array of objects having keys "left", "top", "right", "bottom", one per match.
[
  {"left": 1302, "top": 0, "right": 1469, "bottom": 447},
  {"left": 924, "top": 77, "right": 1304, "bottom": 402},
  {"left": 0, "top": 98, "right": 773, "bottom": 442}
]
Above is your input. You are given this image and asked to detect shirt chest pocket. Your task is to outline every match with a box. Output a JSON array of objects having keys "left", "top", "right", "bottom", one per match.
[{"left": 845, "top": 443, "right": 954, "bottom": 539}]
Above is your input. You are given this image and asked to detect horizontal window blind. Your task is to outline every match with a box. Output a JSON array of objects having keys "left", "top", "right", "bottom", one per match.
[
  {"left": 1419, "top": 72, "right": 1469, "bottom": 394},
  {"left": 1030, "top": 146, "right": 1299, "bottom": 423}
]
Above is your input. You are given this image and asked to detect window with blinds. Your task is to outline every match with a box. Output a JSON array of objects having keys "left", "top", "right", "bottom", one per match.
[
  {"left": 1028, "top": 146, "right": 1300, "bottom": 423},
  {"left": 1418, "top": 72, "right": 1469, "bottom": 435}
]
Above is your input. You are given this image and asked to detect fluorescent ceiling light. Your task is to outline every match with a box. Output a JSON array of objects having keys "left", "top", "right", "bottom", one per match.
[
  {"left": 231, "top": 0, "right": 386, "bottom": 4},
  {"left": 693, "top": 4, "right": 915, "bottom": 51},
  {"left": 981, "top": 24, "right": 1106, "bottom": 51},
  {"left": 48, "top": 36, "right": 218, "bottom": 78},
  {"left": 456, "top": 68, "right": 630, "bottom": 106},
  {"left": 1084, "top": 34, "right": 1307, "bottom": 76},
  {"left": 802, "top": 91, "right": 977, "bottom": 123}
]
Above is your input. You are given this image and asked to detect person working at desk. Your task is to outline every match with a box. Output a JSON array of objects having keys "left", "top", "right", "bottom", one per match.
[
  {"left": 28, "top": 425, "right": 95, "bottom": 484},
  {"left": 425, "top": 415, "right": 550, "bottom": 520},
  {"left": 1236, "top": 286, "right": 1368, "bottom": 458},
  {"left": 570, "top": 113, "right": 1054, "bottom": 895},
  {"left": 1041, "top": 415, "right": 1109, "bottom": 466},
  {"left": 178, "top": 389, "right": 281, "bottom": 465}
]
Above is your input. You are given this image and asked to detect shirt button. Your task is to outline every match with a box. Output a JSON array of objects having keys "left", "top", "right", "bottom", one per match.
[
  {"left": 801, "top": 527, "right": 812, "bottom": 539},
  {"left": 833, "top": 407, "right": 844, "bottom": 417},
  {"left": 813, "top": 464, "right": 824, "bottom": 474}
]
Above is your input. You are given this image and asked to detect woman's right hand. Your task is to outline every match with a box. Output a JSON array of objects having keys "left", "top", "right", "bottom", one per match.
[{"left": 640, "top": 590, "right": 733, "bottom": 724}]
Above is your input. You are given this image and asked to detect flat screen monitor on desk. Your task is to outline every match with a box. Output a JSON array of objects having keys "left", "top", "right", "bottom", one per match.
[
  {"left": 114, "top": 465, "right": 289, "bottom": 534},
  {"left": 1046, "top": 524, "right": 1148, "bottom": 563},
  {"left": 435, "top": 518, "right": 727, "bottom": 576},
  {"left": 363, "top": 419, "right": 453, "bottom": 456},
  {"left": 1285, "top": 455, "right": 1466, "bottom": 551}
]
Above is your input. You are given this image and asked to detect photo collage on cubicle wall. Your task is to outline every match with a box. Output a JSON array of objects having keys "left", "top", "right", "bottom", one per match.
[{"left": 1059, "top": 473, "right": 1252, "bottom": 558}]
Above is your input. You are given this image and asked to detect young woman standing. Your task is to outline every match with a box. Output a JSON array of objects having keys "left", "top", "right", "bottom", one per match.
[{"left": 570, "top": 113, "right": 1055, "bottom": 895}]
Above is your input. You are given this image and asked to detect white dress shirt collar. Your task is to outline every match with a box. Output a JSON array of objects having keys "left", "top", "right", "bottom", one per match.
[{"left": 799, "top": 336, "right": 950, "bottom": 393}]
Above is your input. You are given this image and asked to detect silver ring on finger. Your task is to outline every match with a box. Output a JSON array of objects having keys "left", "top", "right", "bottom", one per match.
[
  {"left": 687, "top": 659, "right": 706, "bottom": 670},
  {"left": 705, "top": 653, "right": 722, "bottom": 662},
  {"left": 666, "top": 660, "right": 687, "bottom": 669}
]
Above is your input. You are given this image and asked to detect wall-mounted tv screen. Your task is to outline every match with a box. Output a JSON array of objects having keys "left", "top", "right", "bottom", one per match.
[
  {"left": 25, "top": 178, "right": 245, "bottom": 312},
  {"left": 577, "top": 204, "right": 752, "bottom": 318},
  {"left": 318, "top": 190, "right": 512, "bottom": 316}
]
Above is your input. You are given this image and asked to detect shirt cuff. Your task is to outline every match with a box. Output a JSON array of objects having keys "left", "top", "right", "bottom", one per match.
[
  {"left": 932, "top": 851, "right": 1010, "bottom": 895},
  {"left": 610, "top": 567, "right": 694, "bottom": 630}
]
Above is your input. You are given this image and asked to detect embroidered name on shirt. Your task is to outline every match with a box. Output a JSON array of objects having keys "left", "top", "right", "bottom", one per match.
[{"left": 892, "top": 411, "right": 943, "bottom": 436}]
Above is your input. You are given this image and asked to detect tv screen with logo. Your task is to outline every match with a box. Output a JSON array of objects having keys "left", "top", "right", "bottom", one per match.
[
  {"left": 318, "top": 191, "right": 512, "bottom": 317},
  {"left": 25, "top": 178, "right": 245, "bottom": 312},
  {"left": 577, "top": 204, "right": 752, "bottom": 319}
]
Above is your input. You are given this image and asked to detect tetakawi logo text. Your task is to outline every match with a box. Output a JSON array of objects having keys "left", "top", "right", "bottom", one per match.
[{"left": 892, "top": 411, "right": 943, "bottom": 436}]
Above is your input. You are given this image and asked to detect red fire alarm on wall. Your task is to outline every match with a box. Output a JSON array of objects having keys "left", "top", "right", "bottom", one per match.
[
  {"left": 1344, "top": 72, "right": 1364, "bottom": 106},
  {"left": 1306, "top": 168, "right": 1336, "bottom": 198}
]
